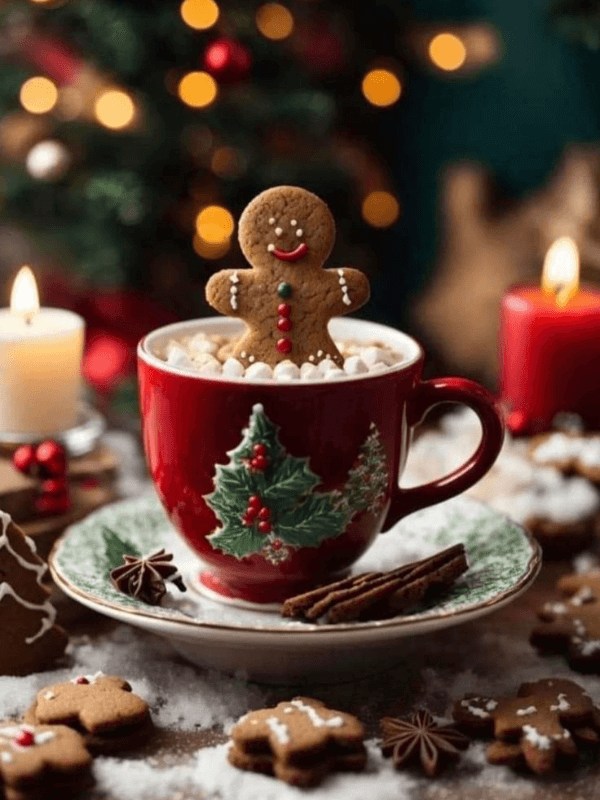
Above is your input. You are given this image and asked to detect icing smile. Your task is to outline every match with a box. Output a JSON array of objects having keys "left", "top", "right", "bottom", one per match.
[{"left": 270, "top": 243, "right": 308, "bottom": 262}]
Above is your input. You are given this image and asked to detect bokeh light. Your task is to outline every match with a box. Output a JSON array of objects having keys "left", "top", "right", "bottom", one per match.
[
  {"left": 180, "top": 0, "right": 219, "bottom": 30},
  {"left": 211, "top": 146, "right": 244, "bottom": 178},
  {"left": 195, "top": 205, "right": 235, "bottom": 244},
  {"left": 428, "top": 33, "right": 467, "bottom": 71},
  {"left": 361, "top": 69, "right": 402, "bottom": 107},
  {"left": 94, "top": 90, "right": 136, "bottom": 129},
  {"left": 19, "top": 77, "right": 58, "bottom": 115},
  {"left": 193, "top": 234, "right": 231, "bottom": 259},
  {"left": 256, "top": 3, "right": 294, "bottom": 41},
  {"left": 361, "top": 192, "right": 401, "bottom": 228},
  {"left": 178, "top": 72, "right": 218, "bottom": 109}
]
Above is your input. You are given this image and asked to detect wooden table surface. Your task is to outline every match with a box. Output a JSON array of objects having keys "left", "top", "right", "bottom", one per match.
[{"left": 53, "top": 552, "right": 600, "bottom": 800}]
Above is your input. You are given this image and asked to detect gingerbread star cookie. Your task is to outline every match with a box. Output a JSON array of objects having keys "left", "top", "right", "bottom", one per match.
[
  {"left": 24, "top": 673, "right": 153, "bottom": 754},
  {"left": 0, "top": 721, "right": 92, "bottom": 800},
  {"left": 228, "top": 697, "right": 367, "bottom": 786},
  {"left": 206, "top": 186, "right": 370, "bottom": 368},
  {"left": 531, "top": 570, "right": 600, "bottom": 672},
  {"left": 454, "top": 678, "right": 600, "bottom": 775},
  {"left": 529, "top": 431, "right": 600, "bottom": 484}
]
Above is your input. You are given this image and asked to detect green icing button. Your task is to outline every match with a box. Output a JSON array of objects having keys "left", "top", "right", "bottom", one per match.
[{"left": 277, "top": 282, "right": 292, "bottom": 298}]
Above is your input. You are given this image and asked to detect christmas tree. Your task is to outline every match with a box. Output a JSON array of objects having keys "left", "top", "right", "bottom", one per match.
[
  {"left": 206, "top": 404, "right": 347, "bottom": 564},
  {"left": 339, "top": 422, "right": 388, "bottom": 518}
]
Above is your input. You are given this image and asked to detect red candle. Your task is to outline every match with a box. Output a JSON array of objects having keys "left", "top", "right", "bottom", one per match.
[{"left": 499, "top": 237, "right": 600, "bottom": 434}]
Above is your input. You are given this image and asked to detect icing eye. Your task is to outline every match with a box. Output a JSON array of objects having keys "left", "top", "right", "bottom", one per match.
[
  {"left": 290, "top": 219, "right": 297, "bottom": 226},
  {"left": 275, "top": 227, "right": 282, "bottom": 236},
  {"left": 267, "top": 244, "right": 275, "bottom": 252},
  {"left": 296, "top": 229, "right": 303, "bottom": 237},
  {"left": 269, "top": 217, "right": 276, "bottom": 225}
]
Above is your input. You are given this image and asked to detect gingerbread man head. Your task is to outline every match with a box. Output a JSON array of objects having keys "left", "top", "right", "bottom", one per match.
[{"left": 238, "top": 186, "right": 335, "bottom": 272}]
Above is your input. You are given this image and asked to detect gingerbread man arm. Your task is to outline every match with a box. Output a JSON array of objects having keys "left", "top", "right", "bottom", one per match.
[
  {"left": 205, "top": 269, "right": 253, "bottom": 318},
  {"left": 322, "top": 268, "right": 370, "bottom": 316}
]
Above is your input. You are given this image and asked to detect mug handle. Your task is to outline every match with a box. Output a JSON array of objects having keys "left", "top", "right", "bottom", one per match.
[{"left": 381, "top": 377, "right": 504, "bottom": 532}]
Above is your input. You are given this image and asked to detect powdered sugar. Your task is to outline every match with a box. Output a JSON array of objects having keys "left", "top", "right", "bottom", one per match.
[{"left": 532, "top": 432, "right": 600, "bottom": 468}]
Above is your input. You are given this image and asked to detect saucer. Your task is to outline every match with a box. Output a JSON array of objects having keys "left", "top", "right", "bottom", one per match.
[{"left": 49, "top": 494, "right": 541, "bottom": 683}]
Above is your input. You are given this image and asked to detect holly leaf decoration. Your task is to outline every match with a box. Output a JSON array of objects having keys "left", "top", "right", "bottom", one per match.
[
  {"left": 263, "top": 457, "right": 319, "bottom": 509},
  {"left": 208, "top": 519, "right": 266, "bottom": 560},
  {"left": 277, "top": 495, "right": 347, "bottom": 548},
  {"left": 102, "top": 526, "right": 141, "bottom": 569}
]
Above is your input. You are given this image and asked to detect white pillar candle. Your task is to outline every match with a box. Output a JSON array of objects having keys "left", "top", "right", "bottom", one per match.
[{"left": 0, "top": 267, "right": 84, "bottom": 435}]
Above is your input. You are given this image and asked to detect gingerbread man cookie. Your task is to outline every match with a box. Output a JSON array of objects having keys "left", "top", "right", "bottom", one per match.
[
  {"left": 453, "top": 678, "right": 600, "bottom": 775},
  {"left": 24, "top": 673, "right": 153, "bottom": 754},
  {"left": 228, "top": 696, "right": 366, "bottom": 786},
  {"left": 0, "top": 722, "right": 92, "bottom": 800},
  {"left": 206, "top": 186, "right": 370, "bottom": 368}
]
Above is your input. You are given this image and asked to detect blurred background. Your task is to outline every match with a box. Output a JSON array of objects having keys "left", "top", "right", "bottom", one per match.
[{"left": 1, "top": 0, "right": 600, "bottom": 420}]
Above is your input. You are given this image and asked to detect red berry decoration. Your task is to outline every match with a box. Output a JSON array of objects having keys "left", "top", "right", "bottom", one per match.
[
  {"left": 271, "top": 539, "right": 282, "bottom": 551},
  {"left": 258, "top": 520, "right": 272, "bottom": 534},
  {"left": 245, "top": 505, "right": 259, "bottom": 521},
  {"left": 12, "top": 444, "right": 37, "bottom": 475},
  {"left": 276, "top": 338, "right": 292, "bottom": 355},
  {"left": 277, "top": 317, "right": 292, "bottom": 332},
  {"left": 35, "top": 440, "right": 67, "bottom": 478},
  {"left": 35, "top": 492, "right": 71, "bottom": 517},
  {"left": 74, "top": 676, "right": 89, "bottom": 685},
  {"left": 253, "top": 443, "right": 267, "bottom": 457},
  {"left": 41, "top": 477, "right": 67, "bottom": 496},
  {"left": 203, "top": 37, "right": 252, "bottom": 84},
  {"left": 251, "top": 455, "right": 268, "bottom": 471},
  {"left": 277, "top": 303, "right": 291, "bottom": 317},
  {"left": 14, "top": 730, "right": 34, "bottom": 747},
  {"left": 258, "top": 507, "right": 271, "bottom": 520},
  {"left": 248, "top": 494, "right": 262, "bottom": 508}
]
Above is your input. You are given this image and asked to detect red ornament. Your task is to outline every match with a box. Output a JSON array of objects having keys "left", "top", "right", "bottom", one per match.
[
  {"left": 41, "top": 477, "right": 68, "bottom": 496},
  {"left": 251, "top": 455, "right": 268, "bottom": 471},
  {"left": 258, "top": 520, "right": 272, "bottom": 534},
  {"left": 258, "top": 507, "right": 271, "bottom": 520},
  {"left": 277, "top": 317, "right": 292, "bottom": 332},
  {"left": 271, "top": 539, "right": 282, "bottom": 551},
  {"left": 14, "top": 730, "right": 34, "bottom": 747},
  {"left": 203, "top": 38, "right": 252, "bottom": 84},
  {"left": 35, "top": 492, "right": 71, "bottom": 516},
  {"left": 276, "top": 338, "right": 292, "bottom": 355},
  {"left": 253, "top": 443, "right": 267, "bottom": 457},
  {"left": 35, "top": 440, "right": 67, "bottom": 478},
  {"left": 248, "top": 494, "right": 262, "bottom": 508},
  {"left": 74, "top": 676, "right": 89, "bottom": 685},
  {"left": 12, "top": 444, "right": 37, "bottom": 475},
  {"left": 277, "top": 303, "right": 291, "bottom": 317}
]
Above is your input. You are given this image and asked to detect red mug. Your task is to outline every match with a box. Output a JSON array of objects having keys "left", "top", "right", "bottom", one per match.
[{"left": 138, "top": 317, "right": 503, "bottom": 604}]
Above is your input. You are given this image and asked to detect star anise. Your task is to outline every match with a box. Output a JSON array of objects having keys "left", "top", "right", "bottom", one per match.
[
  {"left": 110, "top": 548, "right": 186, "bottom": 605},
  {"left": 380, "top": 709, "right": 470, "bottom": 776}
]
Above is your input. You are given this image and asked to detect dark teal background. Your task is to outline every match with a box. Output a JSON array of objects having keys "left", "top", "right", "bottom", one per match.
[{"left": 369, "top": 0, "right": 600, "bottom": 329}]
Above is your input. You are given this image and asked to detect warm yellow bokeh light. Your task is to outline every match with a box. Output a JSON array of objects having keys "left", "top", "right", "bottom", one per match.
[
  {"left": 361, "top": 69, "right": 402, "bottom": 107},
  {"left": 362, "top": 192, "right": 401, "bottom": 228},
  {"left": 211, "top": 146, "right": 242, "bottom": 178},
  {"left": 19, "top": 77, "right": 58, "bottom": 115},
  {"left": 178, "top": 72, "right": 218, "bottom": 109},
  {"left": 94, "top": 90, "right": 136, "bottom": 130},
  {"left": 193, "top": 234, "right": 231, "bottom": 260},
  {"left": 195, "top": 206, "right": 235, "bottom": 244},
  {"left": 180, "top": 0, "right": 219, "bottom": 30},
  {"left": 428, "top": 33, "right": 467, "bottom": 71},
  {"left": 256, "top": 3, "right": 294, "bottom": 41}
]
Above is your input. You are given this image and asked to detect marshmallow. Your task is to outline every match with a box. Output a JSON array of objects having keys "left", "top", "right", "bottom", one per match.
[
  {"left": 317, "top": 357, "right": 336, "bottom": 376},
  {"left": 273, "top": 360, "right": 301, "bottom": 381},
  {"left": 360, "top": 346, "right": 390, "bottom": 367},
  {"left": 245, "top": 362, "right": 273, "bottom": 381},
  {"left": 343, "top": 356, "right": 369, "bottom": 376},
  {"left": 300, "top": 362, "right": 320, "bottom": 381},
  {"left": 188, "top": 332, "right": 218, "bottom": 357},
  {"left": 324, "top": 367, "right": 346, "bottom": 380},
  {"left": 166, "top": 344, "right": 195, "bottom": 370},
  {"left": 196, "top": 354, "right": 222, "bottom": 375},
  {"left": 368, "top": 361, "right": 388, "bottom": 373},
  {"left": 222, "top": 358, "right": 244, "bottom": 378}
]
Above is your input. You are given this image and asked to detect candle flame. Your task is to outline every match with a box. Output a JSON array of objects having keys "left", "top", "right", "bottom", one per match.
[
  {"left": 542, "top": 236, "right": 579, "bottom": 308},
  {"left": 10, "top": 266, "right": 39, "bottom": 323}
]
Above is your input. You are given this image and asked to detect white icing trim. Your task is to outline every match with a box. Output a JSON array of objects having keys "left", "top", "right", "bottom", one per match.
[
  {"left": 229, "top": 272, "right": 239, "bottom": 311},
  {"left": 516, "top": 706, "right": 537, "bottom": 716},
  {"left": 0, "top": 512, "right": 46, "bottom": 581},
  {"left": 266, "top": 717, "right": 290, "bottom": 744},
  {"left": 290, "top": 700, "right": 344, "bottom": 728},
  {"left": 522, "top": 724, "right": 551, "bottom": 750},
  {"left": 0, "top": 583, "right": 56, "bottom": 644},
  {"left": 550, "top": 693, "right": 570, "bottom": 712}
]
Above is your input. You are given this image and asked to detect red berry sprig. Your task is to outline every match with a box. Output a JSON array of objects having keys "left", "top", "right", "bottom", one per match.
[
  {"left": 248, "top": 442, "right": 269, "bottom": 472},
  {"left": 12, "top": 439, "right": 71, "bottom": 517},
  {"left": 241, "top": 496, "right": 273, "bottom": 533},
  {"left": 14, "top": 730, "right": 34, "bottom": 747}
]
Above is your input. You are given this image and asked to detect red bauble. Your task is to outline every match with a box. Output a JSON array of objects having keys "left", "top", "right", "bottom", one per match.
[
  {"left": 253, "top": 443, "right": 267, "bottom": 457},
  {"left": 12, "top": 445, "right": 37, "bottom": 475},
  {"left": 203, "top": 38, "right": 252, "bottom": 84},
  {"left": 35, "top": 492, "right": 71, "bottom": 516},
  {"left": 14, "top": 730, "right": 34, "bottom": 747},
  {"left": 251, "top": 455, "right": 268, "bottom": 471},
  {"left": 258, "top": 520, "right": 272, "bottom": 534},
  {"left": 41, "top": 477, "right": 68, "bottom": 496},
  {"left": 35, "top": 440, "right": 67, "bottom": 478}
]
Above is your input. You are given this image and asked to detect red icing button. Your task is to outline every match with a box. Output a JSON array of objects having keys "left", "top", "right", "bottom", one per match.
[
  {"left": 277, "top": 317, "right": 292, "bottom": 332},
  {"left": 75, "top": 676, "right": 90, "bottom": 685},
  {"left": 277, "top": 303, "right": 291, "bottom": 317},
  {"left": 15, "top": 731, "right": 34, "bottom": 747},
  {"left": 276, "top": 338, "right": 292, "bottom": 354}
]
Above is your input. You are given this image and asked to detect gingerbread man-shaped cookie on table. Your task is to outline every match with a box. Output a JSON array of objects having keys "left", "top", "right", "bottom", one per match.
[{"left": 205, "top": 186, "right": 370, "bottom": 368}]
